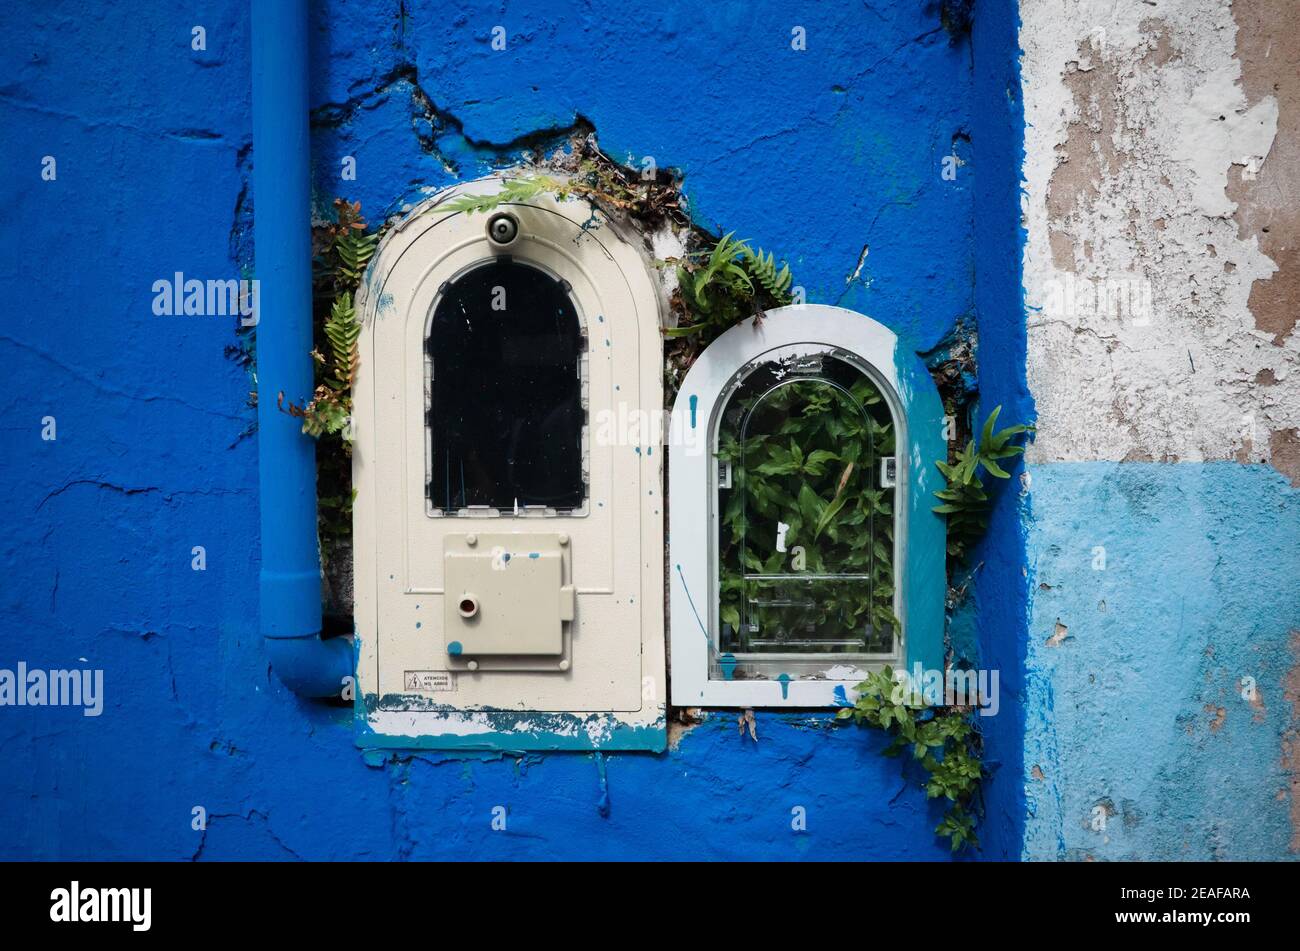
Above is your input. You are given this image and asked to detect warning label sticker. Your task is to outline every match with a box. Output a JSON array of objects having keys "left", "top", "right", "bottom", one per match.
[{"left": 403, "top": 671, "right": 457, "bottom": 693}]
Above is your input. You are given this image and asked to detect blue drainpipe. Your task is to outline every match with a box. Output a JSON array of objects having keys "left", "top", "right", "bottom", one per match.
[{"left": 251, "top": 0, "right": 353, "bottom": 697}]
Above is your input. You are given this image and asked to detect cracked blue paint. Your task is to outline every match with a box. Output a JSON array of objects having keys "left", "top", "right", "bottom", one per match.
[{"left": 0, "top": 0, "right": 1022, "bottom": 860}]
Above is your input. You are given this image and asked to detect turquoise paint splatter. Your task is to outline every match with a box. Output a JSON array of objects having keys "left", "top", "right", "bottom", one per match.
[
  {"left": 719, "top": 653, "right": 737, "bottom": 681},
  {"left": 689, "top": 394, "right": 698, "bottom": 428},
  {"left": 447, "top": 641, "right": 463, "bottom": 656},
  {"left": 776, "top": 673, "right": 792, "bottom": 699},
  {"left": 675, "top": 563, "right": 716, "bottom": 658}
]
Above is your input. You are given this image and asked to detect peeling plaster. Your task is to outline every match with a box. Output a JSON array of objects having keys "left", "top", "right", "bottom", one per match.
[
  {"left": 1229, "top": 0, "right": 1300, "bottom": 350},
  {"left": 1018, "top": 0, "right": 1300, "bottom": 861},
  {"left": 1021, "top": 0, "right": 1300, "bottom": 474}
]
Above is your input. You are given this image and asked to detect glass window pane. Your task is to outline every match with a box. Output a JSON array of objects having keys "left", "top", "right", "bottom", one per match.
[
  {"left": 716, "top": 353, "right": 896, "bottom": 662},
  {"left": 426, "top": 258, "right": 585, "bottom": 513}
]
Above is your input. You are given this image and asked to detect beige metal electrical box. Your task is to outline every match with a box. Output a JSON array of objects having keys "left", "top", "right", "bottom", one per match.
[
  {"left": 351, "top": 177, "right": 666, "bottom": 752},
  {"left": 442, "top": 533, "right": 574, "bottom": 664}
]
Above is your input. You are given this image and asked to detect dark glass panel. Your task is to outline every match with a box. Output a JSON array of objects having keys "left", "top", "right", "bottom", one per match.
[{"left": 427, "top": 259, "right": 584, "bottom": 512}]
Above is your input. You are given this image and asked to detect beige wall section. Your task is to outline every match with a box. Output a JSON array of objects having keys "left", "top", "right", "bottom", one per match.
[{"left": 1021, "top": 0, "right": 1299, "bottom": 481}]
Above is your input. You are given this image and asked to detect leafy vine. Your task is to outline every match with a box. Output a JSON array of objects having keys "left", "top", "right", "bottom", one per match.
[
  {"left": 836, "top": 666, "right": 984, "bottom": 851},
  {"left": 281, "top": 198, "right": 379, "bottom": 571},
  {"left": 933, "top": 406, "right": 1034, "bottom": 560},
  {"left": 834, "top": 405, "right": 1032, "bottom": 851}
]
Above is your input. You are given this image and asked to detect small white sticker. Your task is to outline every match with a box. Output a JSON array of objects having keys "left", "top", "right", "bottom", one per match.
[{"left": 404, "top": 671, "right": 457, "bottom": 692}]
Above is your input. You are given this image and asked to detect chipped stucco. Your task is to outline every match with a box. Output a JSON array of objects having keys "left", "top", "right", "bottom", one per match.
[{"left": 1022, "top": 0, "right": 1299, "bottom": 478}]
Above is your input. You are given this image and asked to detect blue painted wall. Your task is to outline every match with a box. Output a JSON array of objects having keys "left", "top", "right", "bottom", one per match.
[
  {"left": 1022, "top": 463, "right": 1300, "bottom": 860},
  {"left": 0, "top": 0, "right": 1024, "bottom": 859},
  {"left": 966, "top": 0, "right": 1033, "bottom": 861}
]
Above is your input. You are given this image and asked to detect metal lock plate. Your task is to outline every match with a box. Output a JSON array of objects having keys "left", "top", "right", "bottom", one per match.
[{"left": 443, "top": 533, "right": 576, "bottom": 661}]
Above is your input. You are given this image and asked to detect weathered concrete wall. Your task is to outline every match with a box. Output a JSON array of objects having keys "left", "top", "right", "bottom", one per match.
[
  {"left": 1020, "top": 0, "right": 1300, "bottom": 858},
  {"left": 1023, "top": 0, "right": 1298, "bottom": 468}
]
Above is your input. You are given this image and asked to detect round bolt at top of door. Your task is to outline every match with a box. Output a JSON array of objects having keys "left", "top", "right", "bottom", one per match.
[
  {"left": 458, "top": 594, "right": 479, "bottom": 619},
  {"left": 486, "top": 212, "right": 519, "bottom": 246}
]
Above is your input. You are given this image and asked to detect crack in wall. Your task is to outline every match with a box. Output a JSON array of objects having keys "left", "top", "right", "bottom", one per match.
[{"left": 310, "top": 63, "right": 595, "bottom": 178}]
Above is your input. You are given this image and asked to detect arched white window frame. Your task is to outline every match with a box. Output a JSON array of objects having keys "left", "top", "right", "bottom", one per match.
[{"left": 668, "top": 305, "right": 946, "bottom": 708}]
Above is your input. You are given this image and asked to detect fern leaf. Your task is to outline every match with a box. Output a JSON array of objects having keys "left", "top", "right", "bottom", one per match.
[
  {"left": 325, "top": 291, "right": 361, "bottom": 386},
  {"left": 743, "top": 245, "right": 794, "bottom": 302}
]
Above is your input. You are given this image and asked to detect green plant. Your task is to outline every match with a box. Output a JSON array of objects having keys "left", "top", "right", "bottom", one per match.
[
  {"left": 836, "top": 666, "right": 983, "bottom": 851},
  {"left": 439, "top": 174, "right": 569, "bottom": 215},
  {"left": 276, "top": 198, "right": 380, "bottom": 568},
  {"left": 932, "top": 405, "right": 1034, "bottom": 558},
  {"left": 280, "top": 198, "right": 377, "bottom": 439},
  {"left": 832, "top": 405, "right": 1031, "bottom": 851},
  {"left": 716, "top": 368, "right": 897, "bottom": 655},
  {"left": 667, "top": 233, "right": 794, "bottom": 346}
]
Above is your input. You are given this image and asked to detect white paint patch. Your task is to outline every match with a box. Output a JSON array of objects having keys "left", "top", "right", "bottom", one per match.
[
  {"left": 1020, "top": 0, "right": 1299, "bottom": 464},
  {"left": 822, "top": 664, "right": 869, "bottom": 682},
  {"left": 649, "top": 226, "right": 689, "bottom": 327},
  {"left": 1168, "top": 66, "right": 1278, "bottom": 219}
]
